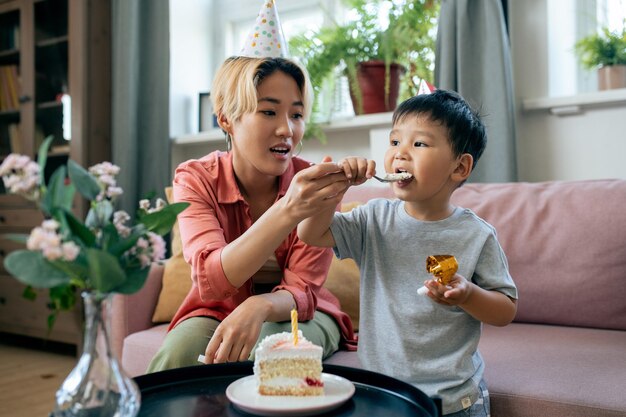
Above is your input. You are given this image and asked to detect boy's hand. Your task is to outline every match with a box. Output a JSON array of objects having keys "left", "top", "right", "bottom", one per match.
[
  {"left": 337, "top": 157, "right": 376, "bottom": 185},
  {"left": 423, "top": 273, "right": 472, "bottom": 306}
]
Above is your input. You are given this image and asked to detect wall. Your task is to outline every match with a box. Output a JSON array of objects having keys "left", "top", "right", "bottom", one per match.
[
  {"left": 171, "top": 0, "right": 626, "bottom": 182},
  {"left": 169, "top": 0, "right": 214, "bottom": 138},
  {"left": 509, "top": 0, "right": 626, "bottom": 181}
]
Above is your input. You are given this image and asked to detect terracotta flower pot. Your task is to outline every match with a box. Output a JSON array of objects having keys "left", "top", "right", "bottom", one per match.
[
  {"left": 350, "top": 60, "right": 405, "bottom": 115},
  {"left": 598, "top": 65, "right": 626, "bottom": 90}
]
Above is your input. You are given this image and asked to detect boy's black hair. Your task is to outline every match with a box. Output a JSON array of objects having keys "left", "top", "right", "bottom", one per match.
[{"left": 392, "top": 89, "right": 487, "bottom": 169}]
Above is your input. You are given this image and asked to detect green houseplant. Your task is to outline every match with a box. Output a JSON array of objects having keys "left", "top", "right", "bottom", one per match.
[
  {"left": 290, "top": 0, "right": 439, "bottom": 134},
  {"left": 0, "top": 136, "right": 189, "bottom": 416},
  {"left": 574, "top": 26, "right": 626, "bottom": 90}
]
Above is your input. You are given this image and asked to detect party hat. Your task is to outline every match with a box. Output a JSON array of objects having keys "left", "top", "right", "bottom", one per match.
[
  {"left": 417, "top": 79, "right": 436, "bottom": 95},
  {"left": 240, "top": 0, "right": 289, "bottom": 58}
]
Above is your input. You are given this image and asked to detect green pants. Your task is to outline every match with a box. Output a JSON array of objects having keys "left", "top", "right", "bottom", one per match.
[{"left": 147, "top": 311, "right": 340, "bottom": 373}]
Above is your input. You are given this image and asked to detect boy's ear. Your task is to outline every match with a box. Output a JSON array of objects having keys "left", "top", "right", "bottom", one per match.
[{"left": 452, "top": 153, "right": 473, "bottom": 182}]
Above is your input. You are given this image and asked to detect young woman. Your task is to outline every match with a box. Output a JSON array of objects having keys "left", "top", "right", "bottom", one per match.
[{"left": 147, "top": 56, "right": 355, "bottom": 371}]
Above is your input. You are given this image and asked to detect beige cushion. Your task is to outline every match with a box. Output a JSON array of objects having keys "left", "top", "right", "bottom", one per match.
[
  {"left": 151, "top": 188, "right": 192, "bottom": 323},
  {"left": 322, "top": 201, "right": 362, "bottom": 330},
  {"left": 151, "top": 194, "right": 363, "bottom": 328}
]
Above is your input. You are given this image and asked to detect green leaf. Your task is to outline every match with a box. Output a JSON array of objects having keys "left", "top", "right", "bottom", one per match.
[
  {"left": 4, "top": 250, "right": 71, "bottom": 288},
  {"left": 86, "top": 248, "right": 126, "bottom": 293},
  {"left": 37, "top": 136, "right": 55, "bottom": 185},
  {"left": 48, "top": 259, "right": 88, "bottom": 283},
  {"left": 107, "top": 227, "right": 142, "bottom": 258},
  {"left": 2, "top": 233, "right": 29, "bottom": 244},
  {"left": 138, "top": 202, "right": 189, "bottom": 235},
  {"left": 42, "top": 165, "right": 74, "bottom": 215},
  {"left": 49, "top": 285, "right": 77, "bottom": 311},
  {"left": 22, "top": 286, "right": 37, "bottom": 301},
  {"left": 60, "top": 209, "right": 97, "bottom": 247},
  {"left": 85, "top": 200, "right": 114, "bottom": 229},
  {"left": 67, "top": 159, "right": 101, "bottom": 201},
  {"left": 113, "top": 266, "right": 149, "bottom": 294},
  {"left": 47, "top": 313, "right": 56, "bottom": 333}
]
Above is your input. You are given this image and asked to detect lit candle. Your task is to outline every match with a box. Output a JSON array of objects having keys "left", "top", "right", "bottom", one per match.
[{"left": 291, "top": 307, "right": 298, "bottom": 345}]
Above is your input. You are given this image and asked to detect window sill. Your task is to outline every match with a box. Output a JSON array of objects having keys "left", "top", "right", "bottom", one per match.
[
  {"left": 172, "top": 112, "right": 394, "bottom": 146},
  {"left": 522, "top": 88, "right": 626, "bottom": 116}
]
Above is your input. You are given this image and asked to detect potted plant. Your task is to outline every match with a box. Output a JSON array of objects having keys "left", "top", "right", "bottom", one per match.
[
  {"left": 574, "top": 26, "right": 626, "bottom": 90},
  {"left": 289, "top": 0, "right": 439, "bottom": 124},
  {"left": 0, "top": 136, "right": 189, "bottom": 416}
]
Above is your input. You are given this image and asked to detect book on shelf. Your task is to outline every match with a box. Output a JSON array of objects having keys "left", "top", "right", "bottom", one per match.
[
  {"left": 8, "top": 123, "right": 21, "bottom": 154},
  {"left": 50, "top": 143, "right": 70, "bottom": 155},
  {"left": 0, "top": 65, "right": 20, "bottom": 111}
]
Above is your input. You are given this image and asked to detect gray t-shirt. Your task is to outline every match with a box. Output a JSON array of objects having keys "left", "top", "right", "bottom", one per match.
[{"left": 330, "top": 198, "right": 518, "bottom": 414}]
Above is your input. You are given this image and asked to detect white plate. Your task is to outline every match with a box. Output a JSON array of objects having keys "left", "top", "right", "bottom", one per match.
[{"left": 226, "top": 373, "right": 355, "bottom": 416}]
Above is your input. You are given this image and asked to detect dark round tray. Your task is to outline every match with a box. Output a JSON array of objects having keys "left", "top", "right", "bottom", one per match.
[{"left": 135, "top": 362, "right": 439, "bottom": 417}]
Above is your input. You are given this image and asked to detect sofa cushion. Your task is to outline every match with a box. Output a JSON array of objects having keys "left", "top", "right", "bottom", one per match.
[
  {"left": 480, "top": 323, "right": 626, "bottom": 417},
  {"left": 122, "top": 324, "right": 169, "bottom": 377},
  {"left": 451, "top": 180, "right": 626, "bottom": 330},
  {"left": 322, "top": 201, "right": 364, "bottom": 330},
  {"left": 323, "top": 323, "right": 626, "bottom": 417},
  {"left": 151, "top": 188, "right": 192, "bottom": 323}
]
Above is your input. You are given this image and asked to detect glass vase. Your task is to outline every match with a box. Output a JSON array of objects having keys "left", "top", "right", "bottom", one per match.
[{"left": 52, "top": 291, "right": 141, "bottom": 417}]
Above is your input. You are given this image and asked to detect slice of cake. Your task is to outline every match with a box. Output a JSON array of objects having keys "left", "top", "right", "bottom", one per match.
[{"left": 253, "top": 330, "right": 324, "bottom": 396}]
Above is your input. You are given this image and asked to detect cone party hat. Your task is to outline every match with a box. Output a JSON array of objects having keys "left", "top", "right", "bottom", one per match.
[{"left": 240, "top": 0, "right": 289, "bottom": 58}]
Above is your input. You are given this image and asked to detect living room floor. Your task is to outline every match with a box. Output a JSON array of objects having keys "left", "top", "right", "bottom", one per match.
[{"left": 0, "top": 333, "right": 75, "bottom": 417}]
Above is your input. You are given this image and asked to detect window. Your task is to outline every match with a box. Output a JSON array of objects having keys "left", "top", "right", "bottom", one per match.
[{"left": 547, "top": 0, "right": 626, "bottom": 97}]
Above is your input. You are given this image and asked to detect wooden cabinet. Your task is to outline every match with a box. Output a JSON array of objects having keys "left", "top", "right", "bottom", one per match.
[{"left": 0, "top": 0, "right": 111, "bottom": 345}]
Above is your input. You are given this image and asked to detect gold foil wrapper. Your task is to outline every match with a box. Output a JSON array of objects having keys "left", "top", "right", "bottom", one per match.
[{"left": 426, "top": 255, "right": 458, "bottom": 285}]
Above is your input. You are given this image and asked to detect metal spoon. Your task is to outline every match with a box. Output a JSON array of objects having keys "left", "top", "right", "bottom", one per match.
[{"left": 372, "top": 173, "right": 413, "bottom": 183}]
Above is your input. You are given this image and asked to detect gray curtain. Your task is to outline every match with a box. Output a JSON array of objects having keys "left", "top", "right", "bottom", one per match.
[
  {"left": 435, "top": 0, "right": 517, "bottom": 182},
  {"left": 111, "top": 0, "right": 170, "bottom": 215}
]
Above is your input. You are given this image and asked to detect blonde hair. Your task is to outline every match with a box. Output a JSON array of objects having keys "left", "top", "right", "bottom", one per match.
[{"left": 211, "top": 56, "right": 313, "bottom": 125}]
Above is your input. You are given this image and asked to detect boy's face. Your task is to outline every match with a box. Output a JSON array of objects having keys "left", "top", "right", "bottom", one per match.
[{"left": 384, "top": 114, "right": 462, "bottom": 206}]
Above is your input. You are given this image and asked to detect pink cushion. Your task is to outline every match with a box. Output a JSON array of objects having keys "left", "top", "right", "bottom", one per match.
[
  {"left": 451, "top": 180, "right": 626, "bottom": 330},
  {"left": 480, "top": 323, "right": 626, "bottom": 417},
  {"left": 121, "top": 325, "right": 168, "bottom": 377}
]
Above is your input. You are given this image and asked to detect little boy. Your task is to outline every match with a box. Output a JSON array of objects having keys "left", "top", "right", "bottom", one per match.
[{"left": 298, "top": 89, "right": 518, "bottom": 416}]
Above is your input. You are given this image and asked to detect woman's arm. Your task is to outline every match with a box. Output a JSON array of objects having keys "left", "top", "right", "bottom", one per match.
[
  {"left": 297, "top": 208, "right": 336, "bottom": 248},
  {"left": 220, "top": 162, "right": 348, "bottom": 288}
]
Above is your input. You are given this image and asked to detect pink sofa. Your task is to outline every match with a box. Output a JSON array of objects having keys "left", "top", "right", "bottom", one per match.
[{"left": 111, "top": 179, "right": 626, "bottom": 417}]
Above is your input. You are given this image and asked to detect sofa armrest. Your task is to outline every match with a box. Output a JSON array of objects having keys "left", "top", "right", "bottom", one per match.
[{"left": 110, "top": 262, "right": 165, "bottom": 358}]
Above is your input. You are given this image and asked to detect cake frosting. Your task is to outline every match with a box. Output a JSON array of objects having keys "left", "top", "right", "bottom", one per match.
[{"left": 253, "top": 330, "right": 324, "bottom": 396}]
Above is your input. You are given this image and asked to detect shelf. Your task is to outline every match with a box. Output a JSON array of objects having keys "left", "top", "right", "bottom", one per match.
[
  {"left": 37, "top": 100, "right": 62, "bottom": 109},
  {"left": 173, "top": 112, "right": 395, "bottom": 146},
  {"left": 36, "top": 34, "right": 68, "bottom": 48},
  {"left": 0, "top": 48, "right": 19, "bottom": 59},
  {"left": 522, "top": 88, "right": 626, "bottom": 115},
  {"left": 0, "top": 109, "right": 20, "bottom": 118}
]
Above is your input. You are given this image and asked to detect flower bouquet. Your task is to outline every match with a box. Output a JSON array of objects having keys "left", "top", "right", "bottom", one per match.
[{"left": 0, "top": 136, "right": 188, "bottom": 416}]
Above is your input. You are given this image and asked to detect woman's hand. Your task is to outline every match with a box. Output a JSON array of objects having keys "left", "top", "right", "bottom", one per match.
[
  {"left": 202, "top": 296, "right": 270, "bottom": 364},
  {"left": 280, "top": 157, "right": 350, "bottom": 222}
]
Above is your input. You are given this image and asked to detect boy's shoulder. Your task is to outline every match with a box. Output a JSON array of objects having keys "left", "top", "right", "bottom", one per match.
[
  {"left": 456, "top": 207, "right": 498, "bottom": 235},
  {"left": 348, "top": 197, "right": 401, "bottom": 214}
]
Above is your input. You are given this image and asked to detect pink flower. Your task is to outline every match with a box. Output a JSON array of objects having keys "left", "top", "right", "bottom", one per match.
[
  {"left": 0, "top": 154, "right": 41, "bottom": 201},
  {"left": 88, "top": 162, "right": 123, "bottom": 201},
  {"left": 27, "top": 220, "right": 80, "bottom": 262},
  {"left": 126, "top": 232, "right": 166, "bottom": 268}
]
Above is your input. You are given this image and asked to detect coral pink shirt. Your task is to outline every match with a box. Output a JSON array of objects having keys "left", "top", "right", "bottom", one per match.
[{"left": 168, "top": 151, "right": 356, "bottom": 350}]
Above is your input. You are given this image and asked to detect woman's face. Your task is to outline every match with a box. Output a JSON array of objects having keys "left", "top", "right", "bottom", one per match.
[{"left": 230, "top": 70, "right": 305, "bottom": 180}]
